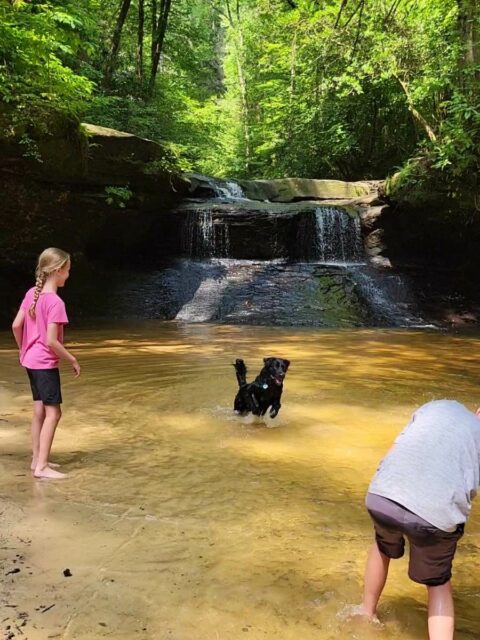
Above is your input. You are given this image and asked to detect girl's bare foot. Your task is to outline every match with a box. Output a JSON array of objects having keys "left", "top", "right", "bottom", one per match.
[
  {"left": 31, "top": 460, "right": 61, "bottom": 470},
  {"left": 34, "top": 466, "right": 67, "bottom": 479}
]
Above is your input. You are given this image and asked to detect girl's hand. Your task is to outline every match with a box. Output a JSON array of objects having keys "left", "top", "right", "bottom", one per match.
[{"left": 72, "top": 359, "right": 81, "bottom": 378}]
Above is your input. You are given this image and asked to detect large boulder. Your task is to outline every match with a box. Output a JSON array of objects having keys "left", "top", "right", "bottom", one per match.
[
  {"left": 81, "top": 124, "right": 188, "bottom": 192},
  {"left": 237, "top": 178, "right": 375, "bottom": 202},
  {"left": 0, "top": 118, "right": 189, "bottom": 192}
]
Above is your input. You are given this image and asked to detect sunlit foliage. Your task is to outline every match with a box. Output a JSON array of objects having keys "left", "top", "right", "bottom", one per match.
[{"left": 0, "top": 0, "right": 478, "bottom": 197}]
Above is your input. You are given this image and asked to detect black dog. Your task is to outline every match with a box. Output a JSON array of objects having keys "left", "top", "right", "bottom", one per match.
[{"left": 233, "top": 357, "right": 290, "bottom": 418}]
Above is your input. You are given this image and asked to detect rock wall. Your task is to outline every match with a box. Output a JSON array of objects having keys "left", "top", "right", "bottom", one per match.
[
  {"left": 0, "top": 122, "right": 190, "bottom": 268},
  {"left": 359, "top": 199, "right": 480, "bottom": 271}
]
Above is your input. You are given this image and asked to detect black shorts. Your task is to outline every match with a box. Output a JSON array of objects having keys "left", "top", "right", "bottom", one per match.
[
  {"left": 26, "top": 368, "right": 62, "bottom": 405},
  {"left": 366, "top": 493, "right": 464, "bottom": 586}
]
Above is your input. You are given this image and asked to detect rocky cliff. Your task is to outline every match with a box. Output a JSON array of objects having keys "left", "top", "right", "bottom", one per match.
[{"left": 0, "top": 121, "right": 190, "bottom": 268}]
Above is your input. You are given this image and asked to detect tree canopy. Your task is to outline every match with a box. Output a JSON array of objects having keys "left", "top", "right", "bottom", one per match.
[{"left": 1, "top": 0, "right": 479, "bottom": 197}]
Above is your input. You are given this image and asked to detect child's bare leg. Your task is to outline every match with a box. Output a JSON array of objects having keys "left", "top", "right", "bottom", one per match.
[
  {"left": 359, "top": 541, "right": 390, "bottom": 617},
  {"left": 34, "top": 405, "right": 66, "bottom": 479},
  {"left": 30, "top": 402, "right": 61, "bottom": 470},
  {"left": 427, "top": 581, "right": 454, "bottom": 640},
  {"left": 30, "top": 401, "right": 45, "bottom": 470}
]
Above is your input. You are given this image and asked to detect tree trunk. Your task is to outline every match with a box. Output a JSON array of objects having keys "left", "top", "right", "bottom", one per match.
[
  {"left": 136, "top": 0, "right": 145, "bottom": 80},
  {"left": 226, "top": 0, "right": 252, "bottom": 175},
  {"left": 148, "top": 0, "right": 172, "bottom": 95},
  {"left": 350, "top": 0, "right": 365, "bottom": 58},
  {"left": 395, "top": 75, "right": 437, "bottom": 142},
  {"left": 334, "top": 0, "right": 349, "bottom": 28},
  {"left": 151, "top": 0, "right": 157, "bottom": 62},
  {"left": 287, "top": 28, "right": 297, "bottom": 141},
  {"left": 103, "top": 0, "right": 132, "bottom": 86},
  {"left": 384, "top": 0, "right": 402, "bottom": 27},
  {"left": 457, "top": 0, "right": 480, "bottom": 90}
]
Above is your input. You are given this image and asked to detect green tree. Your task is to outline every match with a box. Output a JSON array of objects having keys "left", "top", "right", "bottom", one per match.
[{"left": 0, "top": 0, "right": 96, "bottom": 137}]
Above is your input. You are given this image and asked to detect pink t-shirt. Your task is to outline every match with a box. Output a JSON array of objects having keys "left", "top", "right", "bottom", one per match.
[{"left": 19, "top": 287, "right": 69, "bottom": 369}]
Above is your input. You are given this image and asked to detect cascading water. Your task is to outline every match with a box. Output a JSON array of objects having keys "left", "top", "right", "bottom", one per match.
[
  {"left": 168, "top": 180, "right": 428, "bottom": 326},
  {"left": 182, "top": 209, "right": 230, "bottom": 258},
  {"left": 216, "top": 181, "right": 245, "bottom": 199},
  {"left": 314, "top": 207, "right": 363, "bottom": 263},
  {"left": 306, "top": 207, "right": 423, "bottom": 325}
]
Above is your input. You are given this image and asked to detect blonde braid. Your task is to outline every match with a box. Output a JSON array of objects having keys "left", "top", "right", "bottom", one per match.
[
  {"left": 28, "top": 248, "right": 71, "bottom": 320},
  {"left": 28, "top": 271, "right": 47, "bottom": 319}
]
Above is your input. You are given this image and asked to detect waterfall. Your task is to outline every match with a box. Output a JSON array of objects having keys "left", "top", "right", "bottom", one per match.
[
  {"left": 169, "top": 198, "right": 428, "bottom": 327},
  {"left": 351, "top": 267, "right": 427, "bottom": 327},
  {"left": 215, "top": 181, "right": 245, "bottom": 199},
  {"left": 314, "top": 207, "right": 363, "bottom": 263},
  {"left": 182, "top": 209, "right": 230, "bottom": 258}
]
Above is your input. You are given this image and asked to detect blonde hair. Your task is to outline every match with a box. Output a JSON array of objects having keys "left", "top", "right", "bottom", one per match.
[{"left": 29, "top": 247, "right": 70, "bottom": 319}]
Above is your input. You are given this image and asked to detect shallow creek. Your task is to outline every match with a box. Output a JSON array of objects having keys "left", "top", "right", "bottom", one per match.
[{"left": 1, "top": 324, "right": 480, "bottom": 639}]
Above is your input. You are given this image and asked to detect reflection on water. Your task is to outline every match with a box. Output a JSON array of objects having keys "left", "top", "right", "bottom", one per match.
[{"left": 1, "top": 324, "right": 480, "bottom": 640}]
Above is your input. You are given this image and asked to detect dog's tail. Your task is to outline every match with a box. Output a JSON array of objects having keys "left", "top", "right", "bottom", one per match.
[{"left": 233, "top": 358, "right": 247, "bottom": 387}]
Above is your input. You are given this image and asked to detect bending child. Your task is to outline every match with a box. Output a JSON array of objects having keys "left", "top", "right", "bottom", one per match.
[
  {"left": 359, "top": 399, "right": 480, "bottom": 640},
  {"left": 11, "top": 247, "right": 80, "bottom": 479}
]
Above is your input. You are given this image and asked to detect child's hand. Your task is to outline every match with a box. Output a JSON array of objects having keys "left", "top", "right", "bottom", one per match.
[
  {"left": 72, "top": 359, "right": 81, "bottom": 378},
  {"left": 475, "top": 407, "right": 480, "bottom": 418}
]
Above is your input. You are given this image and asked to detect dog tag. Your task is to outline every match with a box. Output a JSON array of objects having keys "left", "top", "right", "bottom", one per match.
[{"left": 262, "top": 384, "right": 268, "bottom": 389}]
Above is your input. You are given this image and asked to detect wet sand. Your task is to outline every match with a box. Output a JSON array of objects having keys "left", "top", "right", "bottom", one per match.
[{"left": 1, "top": 323, "right": 480, "bottom": 639}]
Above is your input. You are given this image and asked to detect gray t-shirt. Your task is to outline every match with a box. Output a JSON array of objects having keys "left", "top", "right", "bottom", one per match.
[{"left": 368, "top": 400, "right": 480, "bottom": 532}]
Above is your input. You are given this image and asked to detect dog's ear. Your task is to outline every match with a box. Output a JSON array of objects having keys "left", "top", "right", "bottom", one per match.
[
  {"left": 263, "top": 357, "right": 274, "bottom": 365},
  {"left": 283, "top": 359, "right": 290, "bottom": 370}
]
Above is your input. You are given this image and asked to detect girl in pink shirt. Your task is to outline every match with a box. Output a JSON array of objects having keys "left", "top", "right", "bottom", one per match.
[{"left": 12, "top": 248, "right": 81, "bottom": 479}]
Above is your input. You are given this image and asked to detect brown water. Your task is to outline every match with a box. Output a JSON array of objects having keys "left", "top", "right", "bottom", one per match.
[{"left": 1, "top": 324, "right": 480, "bottom": 640}]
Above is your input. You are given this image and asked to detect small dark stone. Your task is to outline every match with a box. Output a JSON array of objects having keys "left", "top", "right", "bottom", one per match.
[{"left": 63, "top": 568, "right": 72, "bottom": 577}]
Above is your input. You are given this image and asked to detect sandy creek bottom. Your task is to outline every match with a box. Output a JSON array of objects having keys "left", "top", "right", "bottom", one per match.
[{"left": 1, "top": 323, "right": 479, "bottom": 640}]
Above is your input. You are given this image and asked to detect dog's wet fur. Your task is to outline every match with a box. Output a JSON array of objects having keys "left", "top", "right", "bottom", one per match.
[{"left": 233, "top": 357, "right": 290, "bottom": 418}]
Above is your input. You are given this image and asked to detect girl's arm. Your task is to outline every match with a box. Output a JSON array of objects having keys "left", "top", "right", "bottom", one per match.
[
  {"left": 12, "top": 309, "right": 25, "bottom": 349},
  {"left": 47, "top": 323, "right": 81, "bottom": 377}
]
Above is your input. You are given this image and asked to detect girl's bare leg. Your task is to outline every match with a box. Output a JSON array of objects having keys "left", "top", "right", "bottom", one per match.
[
  {"left": 30, "top": 401, "right": 45, "bottom": 470},
  {"left": 30, "top": 402, "right": 61, "bottom": 470},
  {"left": 34, "top": 405, "right": 66, "bottom": 479},
  {"left": 427, "top": 581, "right": 454, "bottom": 640}
]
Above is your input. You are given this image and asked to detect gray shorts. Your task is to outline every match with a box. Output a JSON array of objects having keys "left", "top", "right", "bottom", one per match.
[
  {"left": 366, "top": 492, "right": 464, "bottom": 586},
  {"left": 26, "top": 368, "right": 62, "bottom": 405}
]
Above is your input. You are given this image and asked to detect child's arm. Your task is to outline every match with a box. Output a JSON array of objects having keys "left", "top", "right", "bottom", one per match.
[
  {"left": 12, "top": 309, "right": 25, "bottom": 349},
  {"left": 46, "top": 323, "right": 81, "bottom": 377}
]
